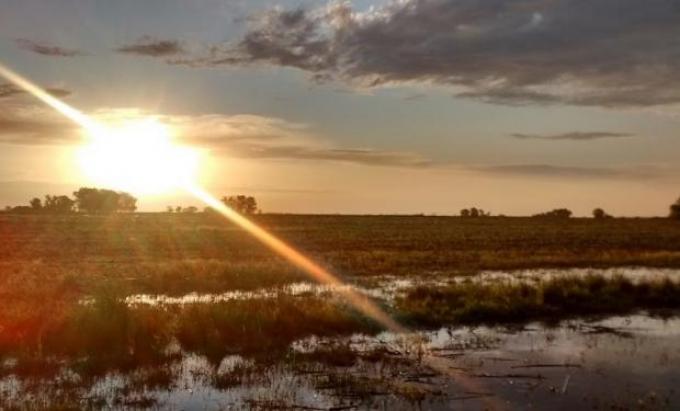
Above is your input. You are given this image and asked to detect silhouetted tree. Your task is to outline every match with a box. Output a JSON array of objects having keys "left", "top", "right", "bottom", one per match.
[
  {"left": 533, "top": 208, "right": 572, "bottom": 219},
  {"left": 221, "top": 195, "right": 259, "bottom": 215},
  {"left": 72, "top": 188, "right": 137, "bottom": 214},
  {"left": 43, "top": 195, "right": 75, "bottom": 214},
  {"left": 175, "top": 206, "right": 182, "bottom": 213},
  {"left": 166, "top": 206, "right": 174, "bottom": 213},
  {"left": 182, "top": 206, "right": 198, "bottom": 214},
  {"left": 117, "top": 192, "right": 137, "bottom": 212},
  {"left": 30, "top": 198, "right": 43, "bottom": 211},
  {"left": 460, "top": 207, "right": 491, "bottom": 218},
  {"left": 670, "top": 198, "right": 680, "bottom": 220},
  {"left": 593, "top": 208, "right": 612, "bottom": 219}
]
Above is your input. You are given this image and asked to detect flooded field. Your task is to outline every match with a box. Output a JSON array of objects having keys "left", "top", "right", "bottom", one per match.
[
  {"left": 2, "top": 314, "right": 678, "bottom": 410},
  {"left": 123, "top": 267, "right": 680, "bottom": 307},
  {"left": 2, "top": 267, "right": 679, "bottom": 410}
]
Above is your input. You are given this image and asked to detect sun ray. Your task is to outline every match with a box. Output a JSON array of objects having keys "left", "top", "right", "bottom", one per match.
[{"left": 0, "top": 60, "right": 502, "bottom": 409}]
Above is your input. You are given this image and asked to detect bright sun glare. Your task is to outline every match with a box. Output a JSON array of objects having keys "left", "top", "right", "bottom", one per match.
[{"left": 76, "top": 118, "right": 201, "bottom": 195}]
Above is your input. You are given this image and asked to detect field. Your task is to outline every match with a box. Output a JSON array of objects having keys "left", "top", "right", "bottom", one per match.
[{"left": 1, "top": 213, "right": 680, "bottom": 410}]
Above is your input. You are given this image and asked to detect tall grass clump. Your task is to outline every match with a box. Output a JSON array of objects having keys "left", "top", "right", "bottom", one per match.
[{"left": 397, "top": 275, "right": 680, "bottom": 326}]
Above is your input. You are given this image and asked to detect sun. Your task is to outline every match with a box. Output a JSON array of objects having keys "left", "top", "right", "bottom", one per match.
[{"left": 76, "top": 118, "right": 201, "bottom": 195}]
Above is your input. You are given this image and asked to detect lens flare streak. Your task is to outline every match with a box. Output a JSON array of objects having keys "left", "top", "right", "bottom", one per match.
[{"left": 0, "top": 60, "right": 503, "bottom": 410}]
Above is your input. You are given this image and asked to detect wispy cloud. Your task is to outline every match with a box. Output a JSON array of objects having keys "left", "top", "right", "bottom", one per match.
[
  {"left": 0, "top": 107, "right": 430, "bottom": 167},
  {"left": 0, "top": 104, "right": 78, "bottom": 145},
  {"left": 15, "top": 38, "right": 85, "bottom": 57},
  {"left": 116, "top": 37, "right": 185, "bottom": 57},
  {"left": 165, "top": 113, "right": 432, "bottom": 168},
  {"left": 173, "top": 0, "right": 680, "bottom": 108},
  {"left": 0, "top": 83, "right": 71, "bottom": 99},
  {"left": 480, "top": 164, "right": 664, "bottom": 180},
  {"left": 510, "top": 132, "right": 633, "bottom": 141}
]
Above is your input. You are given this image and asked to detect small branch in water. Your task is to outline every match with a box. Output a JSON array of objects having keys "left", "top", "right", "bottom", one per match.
[{"left": 561, "top": 375, "right": 571, "bottom": 394}]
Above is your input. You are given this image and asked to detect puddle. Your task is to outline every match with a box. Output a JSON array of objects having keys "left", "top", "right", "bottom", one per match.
[{"left": 2, "top": 314, "right": 678, "bottom": 410}]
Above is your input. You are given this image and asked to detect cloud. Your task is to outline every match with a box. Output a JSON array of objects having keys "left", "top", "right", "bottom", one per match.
[
  {"left": 224, "top": 144, "right": 432, "bottom": 167},
  {"left": 510, "top": 132, "right": 633, "bottom": 141},
  {"left": 0, "top": 84, "right": 72, "bottom": 99},
  {"left": 480, "top": 164, "right": 664, "bottom": 180},
  {"left": 15, "top": 38, "right": 85, "bottom": 57},
  {"left": 0, "top": 107, "right": 430, "bottom": 167},
  {"left": 178, "top": 0, "right": 680, "bottom": 108},
  {"left": 116, "top": 37, "right": 185, "bottom": 57},
  {"left": 0, "top": 104, "right": 79, "bottom": 145},
  {"left": 163, "top": 113, "right": 432, "bottom": 167}
]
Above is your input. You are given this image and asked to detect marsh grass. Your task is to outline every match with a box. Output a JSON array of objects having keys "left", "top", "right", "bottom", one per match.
[{"left": 397, "top": 275, "right": 680, "bottom": 326}]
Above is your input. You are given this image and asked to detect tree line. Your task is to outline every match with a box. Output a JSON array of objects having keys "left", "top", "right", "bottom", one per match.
[
  {"left": 4, "top": 188, "right": 138, "bottom": 214},
  {"left": 460, "top": 197, "right": 680, "bottom": 220},
  {"left": 166, "top": 195, "right": 260, "bottom": 215},
  {"left": 3, "top": 190, "right": 679, "bottom": 219}
]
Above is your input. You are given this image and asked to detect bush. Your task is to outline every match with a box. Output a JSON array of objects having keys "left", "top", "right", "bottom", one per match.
[{"left": 670, "top": 198, "right": 680, "bottom": 220}]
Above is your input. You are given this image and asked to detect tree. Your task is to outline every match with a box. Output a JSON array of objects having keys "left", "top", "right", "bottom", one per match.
[
  {"left": 670, "top": 198, "right": 680, "bottom": 220},
  {"left": 43, "top": 195, "right": 75, "bottom": 214},
  {"left": 533, "top": 208, "right": 572, "bottom": 219},
  {"left": 117, "top": 192, "right": 137, "bottom": 213},
  {"left": 30, "top": 198, "right": 43, "bottom": 211},
  {"left": 221, "top": 195, "right": 259, "bottom": 215},
  {"left": 469, "top": 207, "right": 480, "bottom": 218},
  {"left": 166, "top": 206, "right": 174, "bottom": 213},
  {"left": 182, "top": 206, "right": 198, "bottom": 214},
  {"left": 593, "top": 208, "right": 612, "bottom": 219},
  {"left": 72, "top": 188, "right": 137, "bottom": 214},
  {"left": 460, "top": 209, "right": 470, "bottom": 218}
]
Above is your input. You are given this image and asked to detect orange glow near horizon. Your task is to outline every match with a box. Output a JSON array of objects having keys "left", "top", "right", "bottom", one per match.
[
  {"left": 0, "top": 60, "right": 404, "bottom": 332},
  {"left": 0, "top": 61, "right": 502, "bottom": 409}
]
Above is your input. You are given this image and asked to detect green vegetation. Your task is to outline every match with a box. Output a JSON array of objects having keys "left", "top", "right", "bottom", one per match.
[{"left": 397, "top": 275, "right": 680, "bottom": 326}]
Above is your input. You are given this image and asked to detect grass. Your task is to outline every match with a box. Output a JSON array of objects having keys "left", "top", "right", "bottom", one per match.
[
  {"left": 1, "top": 213, "right": 680, "bottom": 408},
  {"left": 396, "top": 275, "right": 680, "bottom": 326}
]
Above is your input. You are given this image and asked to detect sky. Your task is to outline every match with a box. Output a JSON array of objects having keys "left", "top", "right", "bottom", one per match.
[{"left": 0, "top": 0, "right": 679, "bottom": 216}]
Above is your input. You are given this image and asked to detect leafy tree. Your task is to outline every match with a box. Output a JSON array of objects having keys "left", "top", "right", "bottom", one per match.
[
  {"left": 671, "top": 198, "right": 680, "bottom": 220},
  {"left": 72, "top": 188, "right": 137, "bottom": 214},
  {"left": 460, "top": 207, "right": 491, "bottom": 218},
  {"left": 182, "top": 206, "right": 198, "bottom": 214},
  {"left": 43, "top": 195, "right": 75, "bottom": 214},
  {"left": 593, "top": 208, "right": 612, "bottom": 219},
  {"left": 166, "top": 206, "right": 174, "bottom": 213},
  {"left": 533, "top": 208, "right": 572, "bottom": 219},
  {"left": 117, "top": 192, "right": 137, "bottom": 212},
  {"left": 30, "top": 197, "right": 43, "bottom": 211},
  {"left": 221, "top": 195, "right": 259, "bottom": 215}
]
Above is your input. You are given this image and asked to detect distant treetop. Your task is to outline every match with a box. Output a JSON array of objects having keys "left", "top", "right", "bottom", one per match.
[
  {"left": 671, "top": 197, "right": 680, "bottom": 220},
  {"left": 72, "top": 188, "right": 137, "bottom": 214},
  {"left": 533, "top": 208, "right": 572, "bottom": 219}
]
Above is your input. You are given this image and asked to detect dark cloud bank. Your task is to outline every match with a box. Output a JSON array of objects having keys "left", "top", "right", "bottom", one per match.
[
  {"left": 116, "top": 37, "right": 185, "bottom": 57},
  {"left": 15, "top": 39, "right": 85, "bottom": 57},
  {"left": 0, "top": 84, "right": 71, "bottom": 99},
  {"left": 510, "top": 132, "right": 633, "bottom": 141},
  {"left": 173, "top": 0, "right": 680, "bottom": 108}
]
